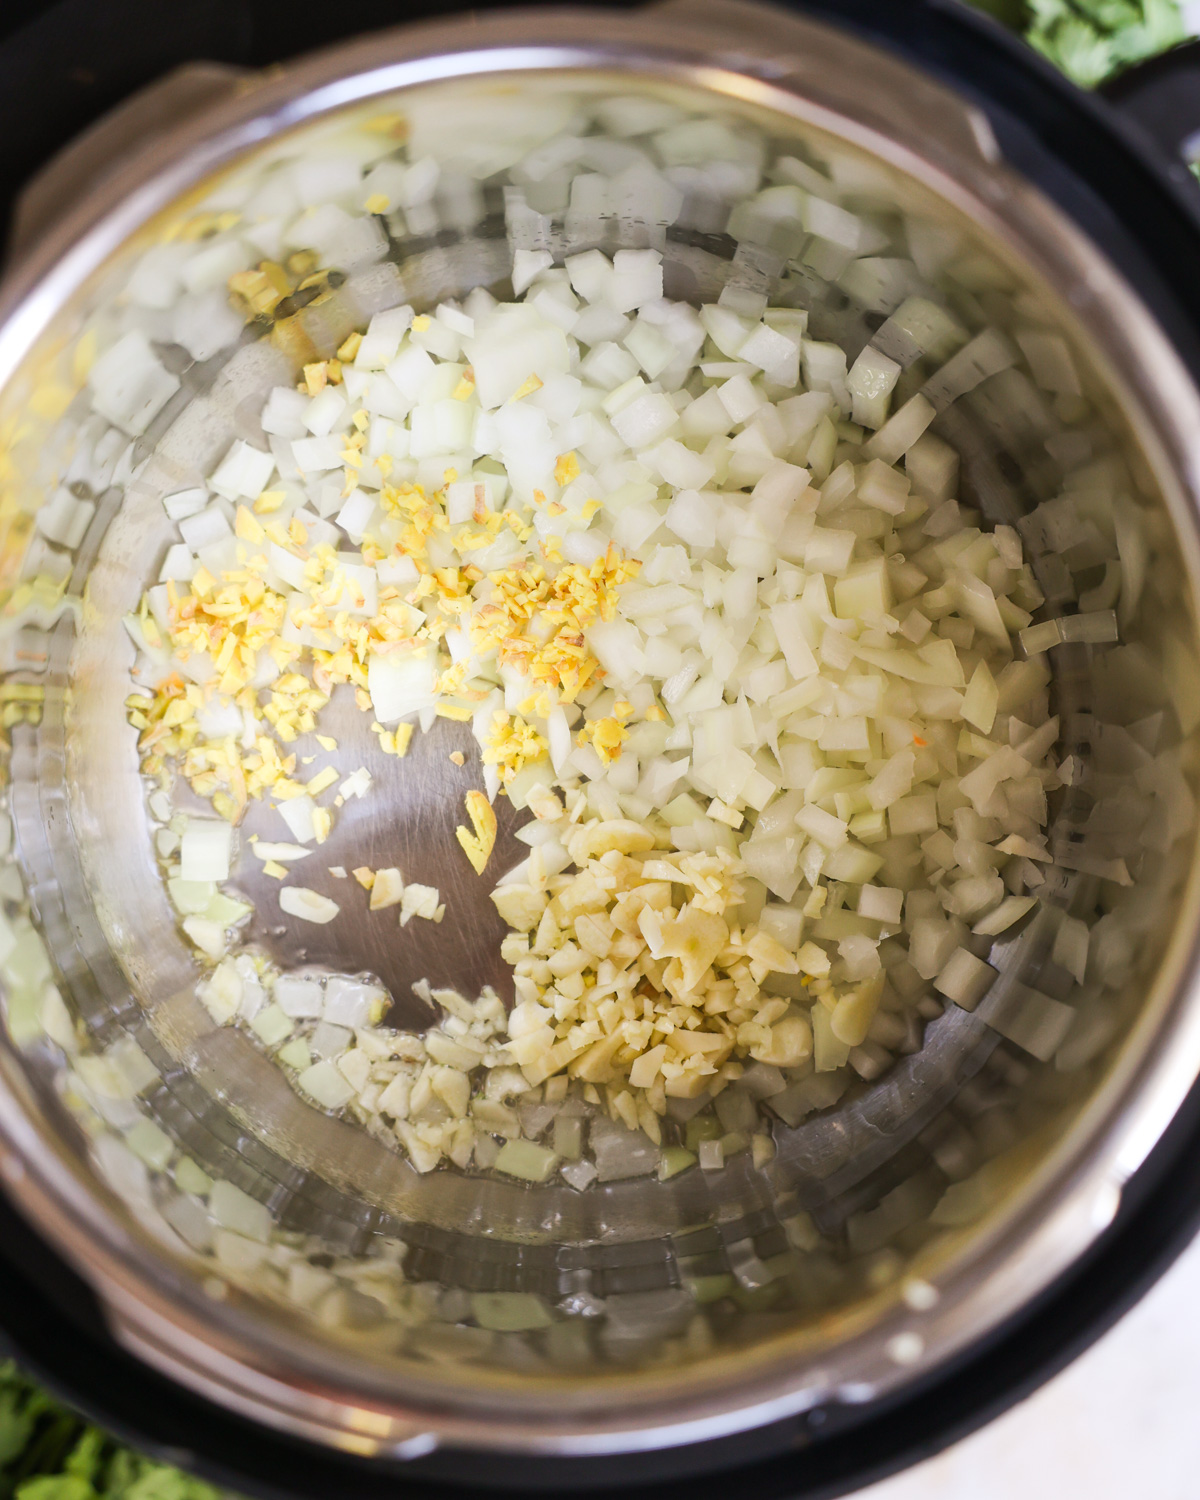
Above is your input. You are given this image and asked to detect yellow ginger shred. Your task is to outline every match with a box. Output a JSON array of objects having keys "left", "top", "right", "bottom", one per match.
[
  {"left": 578, "top": 716, "right": 629, "bottom": 765},
  {"left": 364, "top": 112, "right": 407, "bottom": 138},
  {"left": 554, "top": 451, "right": 580, "bottom": 486},
  {"left": 482, "top": 710, "right": 548, "bottom": 785}
]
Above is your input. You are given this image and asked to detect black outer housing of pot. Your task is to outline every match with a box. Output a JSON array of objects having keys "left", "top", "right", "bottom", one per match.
[{"left": 2, "top": 1, "right": 1200, "bottom": 1496}]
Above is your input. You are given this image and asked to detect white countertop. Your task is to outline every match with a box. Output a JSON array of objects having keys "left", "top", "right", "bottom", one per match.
[{"left": 859, "top": 1224, "right": 1200, "bottom": 1499}]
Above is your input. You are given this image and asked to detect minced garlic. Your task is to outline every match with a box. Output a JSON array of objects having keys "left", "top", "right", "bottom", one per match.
[
  {"left": 483, "top": 796, "right": 824, "bottom": 1137},
  {"left": 456, "top": 790, "right": 497, "bottom": 875}
]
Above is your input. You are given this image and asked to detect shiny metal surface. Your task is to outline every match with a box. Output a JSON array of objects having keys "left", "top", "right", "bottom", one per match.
[{"left": 0, "top": 0, "right": 1198, "bottom": 1462}]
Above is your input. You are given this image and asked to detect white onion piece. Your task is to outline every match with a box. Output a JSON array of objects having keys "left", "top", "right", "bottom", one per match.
[{"left": 179, "top": 821, "right": 232, "bottom": 883}]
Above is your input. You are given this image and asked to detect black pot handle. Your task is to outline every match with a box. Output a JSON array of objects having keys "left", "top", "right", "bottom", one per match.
[{"left": 1099, "top": 38, "right": 1200, "bottom": 197}]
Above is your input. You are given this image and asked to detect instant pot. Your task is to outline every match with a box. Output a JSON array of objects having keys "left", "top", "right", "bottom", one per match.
[{"left": 1, "top": 0, "right": 1200, "bottom": 1495}]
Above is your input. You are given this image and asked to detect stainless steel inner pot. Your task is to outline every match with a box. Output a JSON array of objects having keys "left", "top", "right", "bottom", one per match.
[{"left": 1, "top": 0, "right": 1199, "bottom": 1462}]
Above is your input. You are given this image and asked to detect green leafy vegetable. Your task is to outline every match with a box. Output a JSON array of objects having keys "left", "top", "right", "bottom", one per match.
[
  {"left": 969, "top": 0, "right": 1188, "bottom": 87},
  {"left": 0, "top": 1364, "right": 227, "bottom": 1500},
  {"left": 1028, "top": 0, "right": 1186, "bottom": 86}
]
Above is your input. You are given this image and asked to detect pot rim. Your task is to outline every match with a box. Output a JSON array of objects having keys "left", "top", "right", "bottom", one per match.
[{"left": 1, "top": 0, "right": 1200, "bottom": 1457}]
